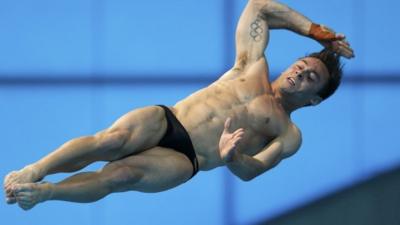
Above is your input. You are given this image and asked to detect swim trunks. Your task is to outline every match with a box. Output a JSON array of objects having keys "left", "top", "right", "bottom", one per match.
[{"left": 157, "top": 105, "right": 199, "bottom": 179}]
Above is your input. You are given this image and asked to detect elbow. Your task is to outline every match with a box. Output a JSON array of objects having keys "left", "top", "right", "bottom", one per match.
[
  {"left": 239, "top": 166, "right": 269, "bottom": 182},
  {"left": 239, "top": 173, "right": 258, "bottom": 182},
  {"left": 249, "top": 0, "right": 274, "bottom": 10},
  {"left": 241, "top": 176, "right": 254, "bottom": 182}
]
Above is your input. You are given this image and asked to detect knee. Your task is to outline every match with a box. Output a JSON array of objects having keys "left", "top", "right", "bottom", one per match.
[{"left": 104, "top": 166, "right": 143, "bottom": 192}]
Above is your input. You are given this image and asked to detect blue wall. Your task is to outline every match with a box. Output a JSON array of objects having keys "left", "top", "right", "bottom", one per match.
[{"left": 1, "top": 0, "right": 400, "bottom": 225}]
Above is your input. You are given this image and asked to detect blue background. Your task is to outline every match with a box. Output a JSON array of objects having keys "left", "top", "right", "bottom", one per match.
[{"left": 1, "top": 0, "right": 399, "bottom": 225}]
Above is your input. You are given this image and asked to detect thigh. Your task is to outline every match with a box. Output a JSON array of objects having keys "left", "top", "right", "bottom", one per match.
[
  {"left": 103, "top": 105, "right": 168, "bottom": 155},
  {"left": 107, "top": 147, "right": 194, "bottom": 193}
]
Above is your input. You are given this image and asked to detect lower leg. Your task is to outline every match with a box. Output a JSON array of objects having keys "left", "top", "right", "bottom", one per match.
[
  {"left": 5, "top": 130, "right": 128, "bottom": 188},
  {"left": 13, "top": 162, "right": 143, "bottom": 210},
  {"left": 50, "top": 171, "right": 112, "bottom": 203},
  {"left": 36, "top": 136, "right": 101, "bottom": 176},
  {"left": 13, "top": 171, "right": 112, "bottom": 210},
  {"left": 35, "top": 132, "right": 128, "bottom": 177},
  {"left": 4, "top": 131, "right": 128, "bottom": 204}
]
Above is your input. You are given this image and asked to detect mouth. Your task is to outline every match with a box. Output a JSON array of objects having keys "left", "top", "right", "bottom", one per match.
[{"left": 287, "top": 77, "right": 295, "bottom": 86}]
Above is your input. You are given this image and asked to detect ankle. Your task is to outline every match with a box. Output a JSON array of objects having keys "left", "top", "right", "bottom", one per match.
[
  {"left": 26, "top": 164, "right": 45, "bottom": 181},
  {"left": 39, "top": 182, "right": 55, "bottom": 202}
]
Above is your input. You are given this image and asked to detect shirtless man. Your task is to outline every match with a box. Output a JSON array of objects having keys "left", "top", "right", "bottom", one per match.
[{"left": 4, "top": 0, "right": 354, "bottom": 210}]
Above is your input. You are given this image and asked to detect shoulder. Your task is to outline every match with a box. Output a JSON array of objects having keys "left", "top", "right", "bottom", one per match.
[{"left": 280, "top": 123, "right": 302, "bottom": 157}]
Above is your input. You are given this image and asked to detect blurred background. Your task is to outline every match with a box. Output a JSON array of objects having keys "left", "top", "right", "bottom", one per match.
[{"left": 1, "top": 0, "right": 399, "bottom": 224}]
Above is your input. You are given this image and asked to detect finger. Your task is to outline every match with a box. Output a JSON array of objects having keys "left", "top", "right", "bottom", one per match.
[
  {"left": 338, "top": 46, "right": 354, "bottom": 58},
  {"left": 331, "top": 43, "right": 354, "bottom": 58},
  {"left": 337, "top": 44, "right": 352, "bottom": 55},
  {"left": 335, "top": 48, "right": 349, "bottom": 58},
  {"left": 234, "top": 127, "right": 244, "bottom": 132},
  {"left": 331, "top": 41, "right": 341, "bottom": 51},
  {"left": 339, "top": 39, "right": 350, "bottom": 46},
  {"left": 344, "top": 48, "right": 355, "bottom": 58},
  {"left": 338, "top": 41, "right": 350, "bottom": 48},
  {"left": 335, "top": 33, "right": 346, "bottom": 40},
  {"left": 232, "top": 128, "right": 244, "bottom": 136},
  {"left": 233, "top": 131, "right": 244, "bottom": 139},
  {"left": 338, "top": 42, "right": 354, "bottom": 52},
  {"left": 233, "top": 135, "right": 243, "bottom": 142},
  {"left": 224, "top": 117, "right": 232, "bottom": 131},
  {"left": 339, "top": 49, "right": 353, "bottom": 59}
]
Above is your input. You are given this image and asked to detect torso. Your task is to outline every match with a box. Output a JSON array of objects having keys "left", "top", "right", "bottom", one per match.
[{"left": 171, "top": 59, "right": 294, "bottom": 170}]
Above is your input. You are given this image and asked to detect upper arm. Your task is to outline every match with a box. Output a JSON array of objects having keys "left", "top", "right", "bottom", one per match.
[
  {"left": 234, "top": 0, "right": 270, "bottom": 71},
  {"left": 253, "top": 125, "right": 302, "bottom": 170}
]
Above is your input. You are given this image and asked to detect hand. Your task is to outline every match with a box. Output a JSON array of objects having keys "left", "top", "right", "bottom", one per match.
[
  {"left": 219, "top": 117, "right": 245, "bottom": 163},
  {"left": 309, "top": 23, "right": 355, "bottom": 59}
]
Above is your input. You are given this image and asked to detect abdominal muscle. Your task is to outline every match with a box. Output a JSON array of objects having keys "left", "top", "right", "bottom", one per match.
[{"left": 171, "top": 79, "right": 278, "bottom": 171}]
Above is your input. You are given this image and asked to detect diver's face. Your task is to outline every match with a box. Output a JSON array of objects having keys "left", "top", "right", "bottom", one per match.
[{"left": 278, "top": 57, "right": 329, "bottom": 101}]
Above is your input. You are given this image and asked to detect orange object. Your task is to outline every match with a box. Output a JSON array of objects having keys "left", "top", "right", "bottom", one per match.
[{"left": 309, "top": 23, "right": 337, "bottom": 41}]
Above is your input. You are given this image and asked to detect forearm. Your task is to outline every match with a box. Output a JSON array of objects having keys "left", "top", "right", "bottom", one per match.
[
  {"left": 226, "top": 151, "right": 266, "bottom": 181},
  {"left": 254, "top": 0, "right": 353, "bottom": 58},
  {"left": 257, "top": 0, "right": 312, "bottom": 36}
]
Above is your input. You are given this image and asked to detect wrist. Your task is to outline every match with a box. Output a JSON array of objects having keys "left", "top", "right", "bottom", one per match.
[
  {"left": 224, "top": 149, "right": 241, "bottom": 163},
  {"left": 308, "top": 23, "right": 336, "bottom": 41}
]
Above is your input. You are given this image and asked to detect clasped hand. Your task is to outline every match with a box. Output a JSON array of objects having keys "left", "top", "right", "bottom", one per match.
[{"left": 309, "top": 23, "right": 355, "bottom": 59}]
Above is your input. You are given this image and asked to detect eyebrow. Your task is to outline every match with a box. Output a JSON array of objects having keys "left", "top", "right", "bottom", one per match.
[{"left": 301, "top": 59, "right": 308, "bottom": 65}]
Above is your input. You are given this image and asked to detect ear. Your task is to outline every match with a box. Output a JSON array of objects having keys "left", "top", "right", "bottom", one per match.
[{"left": 310, "top": 96, "right": 323, "bottom": 106}]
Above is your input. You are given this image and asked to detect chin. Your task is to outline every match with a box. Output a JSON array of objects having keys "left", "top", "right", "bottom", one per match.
[
  {"left": 280, "top": 88, "right": 293, "bottom": 96},
  {"left": 280, "top": 85, "right": 295, "bottom": 94}
]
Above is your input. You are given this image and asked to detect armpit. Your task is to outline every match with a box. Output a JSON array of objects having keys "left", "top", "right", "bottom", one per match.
[{"left": 233, "top": 52, "right": 249, "bottom": 71}]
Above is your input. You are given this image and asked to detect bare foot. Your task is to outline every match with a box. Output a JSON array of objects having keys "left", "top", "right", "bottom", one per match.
[
  {"left": 13, "top": 182, "right": 53, "bottom": 210},
  {"left": 4, "top": 165, "right": 43, "bottom": 204}
]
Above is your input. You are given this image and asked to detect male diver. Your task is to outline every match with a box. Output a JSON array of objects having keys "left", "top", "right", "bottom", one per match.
[{"left": 4, "top": 0, "right": 354, "bottom": 210}]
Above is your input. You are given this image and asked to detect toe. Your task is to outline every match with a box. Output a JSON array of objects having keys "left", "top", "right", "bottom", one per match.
[
  {"left": 18, "top": 203, "right": 31, "bottom": 211},
  {"left": 5, "top": 184, "right": 14, "bottom": 194},
  {"left": 17, "top": 195, "right": 35, "bottom": 205},
  {"left": 6, "top": 190, "right": 14, "bottom": 198},
  {"left": 13, "top": 183, "right": 31, "bottom": 193},
  {"left": 6, "top": 197, "right": 17, "bottom": 204},
  {"left": 4, "top": 173, "right": 15, "bottom": 185},
  {"left": 18, "top": 200, "right": 34, "bottom": 211}
]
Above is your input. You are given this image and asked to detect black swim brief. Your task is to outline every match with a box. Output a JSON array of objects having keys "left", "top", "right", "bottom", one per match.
[{"left": 157, "top": 105, "right": 199, "bottom": 179}]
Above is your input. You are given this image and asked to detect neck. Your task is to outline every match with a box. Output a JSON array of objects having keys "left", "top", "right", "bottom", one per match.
[{"left": 271, "top": 81, "right": 304, "bottom": 115}]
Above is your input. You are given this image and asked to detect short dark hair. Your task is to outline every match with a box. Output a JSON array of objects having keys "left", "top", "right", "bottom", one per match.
[{"left": 307, "top": 48, "right": 343, "bottom": 101}]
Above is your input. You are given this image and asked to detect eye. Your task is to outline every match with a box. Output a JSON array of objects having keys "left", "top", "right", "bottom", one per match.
[{"left": 309, "top": 72, "right": 317, "bottom": 81}]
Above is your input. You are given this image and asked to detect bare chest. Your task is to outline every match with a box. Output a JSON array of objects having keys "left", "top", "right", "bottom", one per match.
[
  {"left": 230, "top": 95, "right": 287, "bottom": 154},
  {"left": 246, "top": 95, "right": 287, "bottom": 138},
  {"left": 177, "top": 84, "right": 288, "bottom": 157}
]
